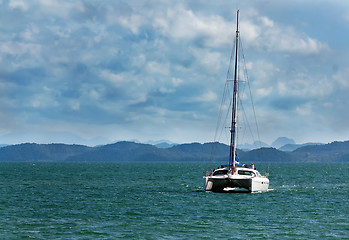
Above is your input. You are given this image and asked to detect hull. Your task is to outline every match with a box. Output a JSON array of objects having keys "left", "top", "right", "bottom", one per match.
[
  {"left": 204, "top": 175, "right": 269, "bottom": 193},
  {"left": 250, "top": 176, "right": 269, "bottom": 193},
  {"left": 204, "top": 176, "right": 229, "bottom": 192}
]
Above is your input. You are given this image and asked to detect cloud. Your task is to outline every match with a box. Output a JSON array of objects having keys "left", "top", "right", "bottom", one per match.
[
  {"left": 0, "top": 0, "right": 348, "bottom": 145},
  {"left": 190, "top": 48, "right": 223, "bottom": 74},
  {"left": 118, "top": 14, "right": 145, "bottom": 34},
  {"left": 8, "top": 0, "right": 29, "bottom": 11},
  {"left": 100, "top": 70, "right": 125, "bottom": 85},
  {"left": 193, "top": 90, "right": 217, "bottom": 102},
  {"left": 153, "top": 3, "right": 234, "bottom": 48},
  {"left": 145, "top": 61, "right": 170, "bottom": 75},
  {"left": 36, "top": 0, "right": 86, "bottom": 18},
  {"left": 241, "top": 10, "right": 330, "bottom": 55},
  {"left": 333, "top": 67, "right": 349, "bottom": 88}
]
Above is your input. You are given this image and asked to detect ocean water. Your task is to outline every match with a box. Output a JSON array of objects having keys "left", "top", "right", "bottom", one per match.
[{"left": 0, "top": 161, "right": 348, "bottom": 239}]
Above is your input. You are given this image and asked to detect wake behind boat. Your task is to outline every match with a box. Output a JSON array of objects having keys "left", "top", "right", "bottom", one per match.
[{"left": 203, "top": 10, "right": 269, "bottom": 193}]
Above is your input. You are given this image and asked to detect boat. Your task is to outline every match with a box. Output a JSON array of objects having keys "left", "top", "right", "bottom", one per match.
[{"left": 203, "top": 10, "right": 269, "bottom": 193}]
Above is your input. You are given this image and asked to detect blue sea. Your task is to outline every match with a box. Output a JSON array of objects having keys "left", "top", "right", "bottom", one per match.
[{"left": 0, "top": 161, "right": 348, "bottom": 239}]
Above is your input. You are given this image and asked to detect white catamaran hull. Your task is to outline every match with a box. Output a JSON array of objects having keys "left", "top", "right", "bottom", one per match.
[{"left": 204, "top": 174, "right": 269, "bottom": 193}]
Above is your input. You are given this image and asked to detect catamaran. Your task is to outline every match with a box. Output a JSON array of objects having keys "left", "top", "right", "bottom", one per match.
[{"left": 204, "top": 10, "right": 269, "bottom": 193}]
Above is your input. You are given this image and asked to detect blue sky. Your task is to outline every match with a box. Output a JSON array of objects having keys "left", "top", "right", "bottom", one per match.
[{"left": 0, "top": 0, "right": 349, "bottom": 146}]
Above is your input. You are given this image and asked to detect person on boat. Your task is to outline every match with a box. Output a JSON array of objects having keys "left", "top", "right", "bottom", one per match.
[{"left": 251, "top": 163, "right": 255, "bottom": 169}]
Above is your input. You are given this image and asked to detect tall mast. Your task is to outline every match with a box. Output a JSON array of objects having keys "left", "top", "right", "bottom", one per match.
[{"left": 229, "top": 10, "right": 239, "bottom": 169}]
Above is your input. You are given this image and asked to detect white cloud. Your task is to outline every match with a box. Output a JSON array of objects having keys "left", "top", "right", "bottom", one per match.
[
  {"left": 69, "top": 100, "right": 80, "bottom": 111},
  {"left": 256, "top": 87, "right": 273, "bottom": 97},
  {"left": 294, "top": 102, "right": 312, "bottom": 116},
  {"left": 0, "top": 42, "right": 43, "bottom": 69},
  {"left": 21, "top": 26, "right": 39, "bottom": 41},
  {"left": 260, "top": 16, "right": 274, "bottom": 28},
  {"left": 333, "top": 68, "right": 349, "bottom": 88},
  {"left": 8, "top": 0, "right": 28, "bottom": 11},
  {"left": 242, "top": 10, "right": 329, "bottom": 55},
  {"left": 29, "top": 91, "right": 59, "bottom": 109},
  {"left": 132, "top": 54, "right": 147, "bottom": 68},
  {"left": 48, "top": 26, "right": 72, "bottom": 39},
  {"left": 158, "top": 87, "right": 174, "bottom": 94},
  {"left": 153, "top": 4, "right": 234, "bottom": 48},
  {"left": 118, "top": 14, "right": 145, "bottom": 34},
  {"left": 145, "top": 61, "right": 169, "bottom": 75},
  {"left": 36, "top": 0, "right": 85, "bottom": 18},
  {"left": 171, "top": 77, "right": 183, "bottom": 87},
  {"left": 100, "top": 70, "right": 124, "bottom": 85},
  {"left": 193, "top": 90, "right": 217, "bottom": 102},
  {"left": 191, "top": 48, "right": 222, "bottom": 74},
  {"left": 277, "top": 73, "right": 333, "bottom": 99}
]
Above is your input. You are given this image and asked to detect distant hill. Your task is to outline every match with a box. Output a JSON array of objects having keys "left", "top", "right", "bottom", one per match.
[
  {"left": 0, "top": 143, "right": 91, "bottom": 161},
  {"left": 0, "top": 140, "right": 348, "bottom": 162},
  {"left": 168, "top": 142, "right": 229, "bottom": 161},
  {"left": 279, "top": 143, "right": 323, "bottom": 152},
  {"left": 272, "top": 137, "right": 295, "bottom": 149},
  {"left": 242, "top": 147, "right": 296, "bottom": 162},
  {"left": 292, "top": 141, "right": 349, "bottom": 162},
  {"left": 184, "top": 137, "right": 322, "bottom": 152},
  {"left": 66, "top": 141, "right": 186, "bottom": 162}
]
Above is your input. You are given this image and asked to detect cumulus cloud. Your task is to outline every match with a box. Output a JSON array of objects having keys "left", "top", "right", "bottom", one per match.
[
  {"left": 333, "top": 68, "right": 349, "bottom": 88},
  {"left": 241, "top": 10, "right": 329, "bottom": 55},
  {"left": 0, "top": 0, "right": 348, "bottom": 145},
  {"left": 153, "top": 4, "right": 234, "bottom": 48},
  {"left": 118, "top": 14, "right": 145, "bottom": 34},
  {"left": 8, "top": 0, "right": 28, "bottom": 11}
]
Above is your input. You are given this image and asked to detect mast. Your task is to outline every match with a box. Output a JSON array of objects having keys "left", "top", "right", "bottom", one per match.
[{"left": 229, "top": 10, "right": 239, "bottom": 169}]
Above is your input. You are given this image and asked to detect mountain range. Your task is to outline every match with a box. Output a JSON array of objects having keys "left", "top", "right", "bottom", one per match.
[
  {"left": 0, "top": 140, "right": 348, "bottom": 162},
  {"left": 239, "top": 137, "right": 305, "bottom": 150}
]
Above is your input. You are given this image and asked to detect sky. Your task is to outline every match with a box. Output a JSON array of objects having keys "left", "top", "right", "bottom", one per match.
[{"left": 1, "top": 0, "right": 349, "bottom": 146}]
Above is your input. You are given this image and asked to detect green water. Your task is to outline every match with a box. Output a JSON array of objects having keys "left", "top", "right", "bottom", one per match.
[{"left": 0, "top": 162, "right": 348, "bottom": 239}]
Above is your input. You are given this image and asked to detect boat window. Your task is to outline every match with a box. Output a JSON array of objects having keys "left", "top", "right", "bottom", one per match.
[
  {"left": 238, "top": 170, "right": 255, "bottom": 176},
  {"left": 213, "top": 169, "right": 228, "bottom": 176}
]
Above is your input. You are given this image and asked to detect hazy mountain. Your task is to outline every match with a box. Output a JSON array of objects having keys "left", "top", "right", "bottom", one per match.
[
  {"left": 123, "top": 139, "right": 178, "bottom": 148},
  {"left": 155, "top": 142, "right": 176, "bottom": 148},
  {"left": 146, "top": 139, "right": 177, "bottom": 145},
  {"left": 239, "top": 141, "right": 269, "bottom": 150},
  {"left": 154, "top": 140, "right": 178, "bottom": 148},
  {"left": 272, "top": 137, "right": 295, "bottom": 149}
]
